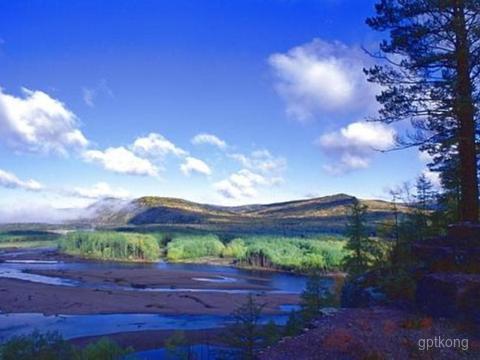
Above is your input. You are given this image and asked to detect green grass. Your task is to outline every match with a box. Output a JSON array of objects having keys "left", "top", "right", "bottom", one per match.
[
  {"left": 0, "top": 240, "right": 59, "bottom": 249},
  {"left": 59, "top": 231, "right": 160, "bottom": 262},
  {"left": 0, "top": 230, "right": 60, "bottom": 243}
]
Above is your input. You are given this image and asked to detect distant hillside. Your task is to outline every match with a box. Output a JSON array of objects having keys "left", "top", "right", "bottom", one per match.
[{"left": 78, "top": 194, "right": 410, "bottom": 235}]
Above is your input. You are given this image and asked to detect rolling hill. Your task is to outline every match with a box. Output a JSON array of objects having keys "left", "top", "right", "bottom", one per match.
[{"left": 79, "top": 194, "right": 410, "bottom": 235}]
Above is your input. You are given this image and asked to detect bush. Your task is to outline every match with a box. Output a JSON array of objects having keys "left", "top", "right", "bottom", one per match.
[
  {"left": 166, "top": 235, "right": 225, "bottom": 260},
  {"left": 0, "top": 331, "right": 74, "bottom": 360},
  {"left": 221, "top": 238, "right": 247, "bottom": 258},
  {"left": 236, "top": 236, "right": 348, "bottom": 272},
  {"left": 0, "top": 332, "right": 131, "bottom": 360},
  {"left": 59, "top": 231, "right": 160, "bottom": 262},
  {"left": 79, "top": 337, "right": 133, "bottom": 360}
]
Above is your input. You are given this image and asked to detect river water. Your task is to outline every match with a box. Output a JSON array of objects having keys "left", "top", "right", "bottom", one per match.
[{"left": 0, "top": 248, "right": 332, "bottom": 358}]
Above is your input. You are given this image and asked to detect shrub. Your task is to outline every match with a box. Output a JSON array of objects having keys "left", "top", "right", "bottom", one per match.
[
  {"left": 166, "top": 235, "right": 225, "bottom": 260},
  {"left": 59, "top": 231, "right": 160, "bottom": 262},
  {"left": 0, "top": 331, "right": 74, "bottom": 360},
  {"left": 221, "top": 238, "right": 247, "bottom": 258}
]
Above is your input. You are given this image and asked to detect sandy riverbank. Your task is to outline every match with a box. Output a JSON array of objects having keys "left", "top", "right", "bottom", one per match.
[{"left": 0, "top": 277, "right": 299, "bottom": 316}]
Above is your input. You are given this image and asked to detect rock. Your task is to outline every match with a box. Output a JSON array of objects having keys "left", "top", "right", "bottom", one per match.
[
  {"left": 416, "top": 272, "right": 480, "bottom": 323},
  {"left": 319, "top": 307, "right": 339, "bottom": 317},
  {"left": 341, "top": 276, "right": 388, "bottom": 308}
]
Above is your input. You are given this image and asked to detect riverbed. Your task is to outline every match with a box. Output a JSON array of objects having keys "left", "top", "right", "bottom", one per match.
[{"left": 0, "top": 247, "right": 336, "bottom": 357}]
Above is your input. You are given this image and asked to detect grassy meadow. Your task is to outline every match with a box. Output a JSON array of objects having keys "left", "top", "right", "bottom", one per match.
[{"left": 0, "top": 230, "right": 60, "bottom": 249}]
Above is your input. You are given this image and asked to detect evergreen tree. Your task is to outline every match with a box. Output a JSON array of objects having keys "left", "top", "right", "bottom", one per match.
[
  {"left": 344, "top": 199, "right": 383, "bottom": 275},
  {"left": 412, "top": 174, "right": 436, "bottom": 240},
  {"left": 366, "top": 0, "right": 480, "bottom": 223}
]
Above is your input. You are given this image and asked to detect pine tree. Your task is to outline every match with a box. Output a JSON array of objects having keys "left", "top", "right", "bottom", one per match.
[
  {"left": 413, "top": 174, "right": 436, "bottom": 240},
  {"left": 343, "top": 199, "right": 384, "bottom": 275},
  {"left": 366, "top": 0, "right": 480, "bottom": 223}
]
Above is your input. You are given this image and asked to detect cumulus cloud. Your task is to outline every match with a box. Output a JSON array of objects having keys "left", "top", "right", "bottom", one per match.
[
  {"left": 0, "top": 169, "right": 43, "bottom": 191},
  {"left": 0, "top": 87, "right": 88, "bottom": 155},
  {"left": 214, "top": 169, "right": 272, "bottom": 199},
  {"left": 70, "top": 182, "right": 130, "bottom": 199},
  {"left": 132, "top": 133, "right": 187, "bottom": 158},
  {"left": 316, "top": 121, "right": 395, "bottom": 174},
  {"left": 191, "top": 133, "right": 227, "bottom": 149},
  {"left": 269, "top": 39, "right": 378, "bottom": 122},
  {"left": 83, "top": 147, "right": 158, "bottom": 176},
  {"left": 180, "top": 157, "right": 212, "bottom": 176}
]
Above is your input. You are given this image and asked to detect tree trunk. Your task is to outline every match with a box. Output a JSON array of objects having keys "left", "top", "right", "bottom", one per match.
[{"left": 454, "top": 1, "right": 479, "bottom": 223}]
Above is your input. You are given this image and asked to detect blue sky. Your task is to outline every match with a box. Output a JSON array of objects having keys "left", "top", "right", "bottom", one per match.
[{"left": 0, "top": 0, "right": 432, "bottom": 221}]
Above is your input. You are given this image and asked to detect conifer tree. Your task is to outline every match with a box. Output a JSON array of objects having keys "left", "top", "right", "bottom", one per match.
[{"left": 366, "top": 0, "right": 480, "bottom": 223}]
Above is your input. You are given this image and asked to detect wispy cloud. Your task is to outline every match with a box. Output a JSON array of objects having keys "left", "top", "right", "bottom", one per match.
[
  {"left": 216, "top": 149, "right": 286, "bottom": 200},
  {"left": 82, "top": 79, "right": 114, "bottom": 108},
  {"left": 316, "top": 121, "right": 395, "bottom": 174},
  {"left": 229, "top": 149, "right": 286, "bottom": 175},
  {"left": 70, "top": 182, "right": 130, "bottom": 199},
  {"left": 191, "top": 133, "right": 227, "bottom": 149},
  {"left": 0, "top": 86, "right": 88, "bottom": 155},
  {"left": 269, "top": 39, "right": 378, "bottom": 122},
  {"left": 0, "top": 169, "right": 43, "bottom": 191}
]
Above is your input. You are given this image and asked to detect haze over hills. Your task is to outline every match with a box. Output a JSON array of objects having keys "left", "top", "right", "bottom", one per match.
[{"left": 77, "top": 194, "right": 409, "bottom": 235}]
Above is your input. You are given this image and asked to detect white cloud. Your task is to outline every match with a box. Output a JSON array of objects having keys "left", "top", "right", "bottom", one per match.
[
  {"left": 317, "top": 121, "right": 395, "bottom": 174},
  {"left": 229, "top": 149, "right": 286, "bottom": 174},
  {"left": 180, "top": 157, "right": 212, "bottom": 176},
  {"left": 214, "top": 169, "right": 282, "bottom": 200},
  {"left": 0, "top": 87, "right": 88, "bottom": 155},
  {"left": 132, "top": 133, "right": 187, "bottom": 158},
  {"left": 422, "top": 170, "right": 441, "bottom": 189},
  {"left": 269, "top": 39, "right": 378, "bottom": 122},
  {"left": 71, "top": 182, "right": 130, "bottom": 199},
  {"left": 0, "top": 169, "right": 43, "bottom": 191},
  {"left": 191, "top": 133, "right": 227, "bottom": 149},
  {"left": 82, "top": 79, "right": 114, "bottom": 108},
  {"left": 83, "top": 147, "right": 158, "bottom": 176}
]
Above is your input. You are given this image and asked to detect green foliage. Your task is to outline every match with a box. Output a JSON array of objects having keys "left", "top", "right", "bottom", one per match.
[
  {"left": 0, "top": 331, "right": 131, "bottom": 360},
  {"left": 262, "top": 320, "right": 280, "bottom": 346},
  {"left": 0, "top": 231, "right": 59, "bottom": 244},
  {"left": 164, "top": 331, "right": 191, "bottom": 360},
  {"left": 59, "top": 231, "right": 160, "bottom": 262},
  {"left": 238, "top": 235, "right": 347, "bottom": 272},
  {"left": 283, "top": 311, "right": 303, "bottom": 337},
  {"left": 300, "top": 273, "right": 337, "bottom": 321},
  {"left": 222, "top": 238, "right": 247, "bottom": 258},
  {"left": 77, "top": 337, "right": 133, "bottom": 360},
  {"left": 343, "top": 200, "right": 384, "bottom": 275},
  {"left": 0, "top": 331, "right": 74, "bottom": 360},
  {"left": 166, "top": 234, "right": 225, "bottom": 260}
]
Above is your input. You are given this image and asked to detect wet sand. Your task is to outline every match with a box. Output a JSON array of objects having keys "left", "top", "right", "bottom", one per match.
[
  {"left": 0, "top": 278, "right": 298, "bottom": 315},
  {"left": 25, "top": 267, "right": 274, "bottom": 291}
]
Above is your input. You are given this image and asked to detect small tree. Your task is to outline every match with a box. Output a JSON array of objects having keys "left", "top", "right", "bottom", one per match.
[
  {"left": 299, "top": 273, "right": 337, "bottom": 322},
  {"left": 164, "top": 331, "right": 191, "bottom": 360},
  {"left": 283, "top": 311, "right": 303, "bottom": 337},
  {"left": 343, "top": 199, "right": 383, "bottom": 275},
  {"left": 226, "top": 294, "right": 265, "bottom": 360}
]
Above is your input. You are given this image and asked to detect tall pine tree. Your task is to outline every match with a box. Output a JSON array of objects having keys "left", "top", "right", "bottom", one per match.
[{"left": 366, "top": 0, "right": 480, "bottom": 223}]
